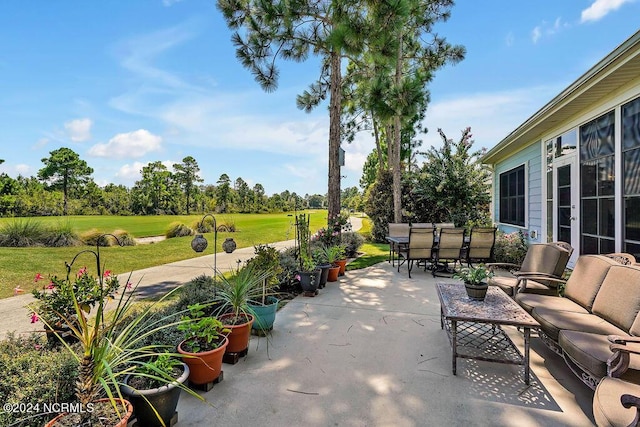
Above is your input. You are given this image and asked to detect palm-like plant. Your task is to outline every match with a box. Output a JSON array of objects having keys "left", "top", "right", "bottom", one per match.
[
  {"left": 31, "top": 240, "right": 204, "bottom": 425},
  {"left": 214, "top": 264, "right": 273, "bottom": 321},
  {"left": 319, "top": 244, "right": 345, "bottom": 265}
]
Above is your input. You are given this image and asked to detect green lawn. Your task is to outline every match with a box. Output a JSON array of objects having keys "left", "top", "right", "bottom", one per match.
[{"left": 0, "top": 211, "right": 327, "bottom": 299}]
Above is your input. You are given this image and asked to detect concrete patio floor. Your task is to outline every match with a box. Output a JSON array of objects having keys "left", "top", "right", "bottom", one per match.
[{"left": 174, "top": 262, "right": 596, "bottom": 427}]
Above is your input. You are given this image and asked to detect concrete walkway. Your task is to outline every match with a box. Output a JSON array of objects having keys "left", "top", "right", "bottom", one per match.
[{"left": 175, "top": 262, "right": 595, "bottom": 427}]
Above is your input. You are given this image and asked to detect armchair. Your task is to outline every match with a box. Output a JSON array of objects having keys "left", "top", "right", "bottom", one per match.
[
  {"left": 486, "top": 242, "right": 572, "bottom": 296},
  {"left": 593, "top": 335, "right": 640, "bottom": 427}
]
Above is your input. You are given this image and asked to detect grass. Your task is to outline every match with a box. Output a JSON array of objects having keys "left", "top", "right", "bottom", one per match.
[
  {"left": 0, "top": 211, "right": 327, "bottom": 299},
  {"left": 346, "top": 243, "right": 389, "bottom": 271}
]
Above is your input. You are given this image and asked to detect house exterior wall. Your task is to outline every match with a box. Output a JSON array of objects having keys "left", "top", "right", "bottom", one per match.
[{"left": 493, "top": 141, "right": 542, "bottom": 243}]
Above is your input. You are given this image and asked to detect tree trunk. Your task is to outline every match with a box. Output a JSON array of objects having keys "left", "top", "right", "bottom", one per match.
[
  {"left": 327, "top": 50, "right": 342, "bottom": 224},
  {"left": 372, "top": 114, "right": 384, "bottom": 174},
  {"left": 392, "top": 35, "right": 403, "bottom": 223}
]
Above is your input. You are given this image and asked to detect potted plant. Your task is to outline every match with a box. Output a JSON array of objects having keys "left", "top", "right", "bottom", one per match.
[
  {"left": 31, "top": 268, "right": 119, "bottom": 346},
  {"left": 245, "top": 244, "right": 282, "bottom": 333},
  {"left": 332, "top": 244, "right": 348, "bottom": 276},
  {"left": 453, "top": 265, "right": 494, "bottom": 301},
  {"left": 214, "top": 265, "right": 271, "bottom": 353},
  {"left": 35, "top": 258, "right": 203, "bottom": 426},
  {"left": 297, "top": 252, "right": 320, "bottom": 293},
  {"left": 177, "top": 303, "right": 230, "bottom": 385},
  {"left": 320, "top": 245, "right": 343, "bottom": 282},
  {"left": 120, "top": 354, "right": 189, "bottom": 427}
]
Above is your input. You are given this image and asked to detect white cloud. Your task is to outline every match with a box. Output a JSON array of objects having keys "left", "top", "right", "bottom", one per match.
[
  {"left": 531, "top": 26, "right": 542, "bottom": 44},
  {"left": 64, "top": 118, "right": 93, "bottom": 142},
  {"left": 88, "top": 129, "right": 163, "bottom": 159},
  {"left": 15, "top": 164, "right": 30, "bottom": 175},
  {"left": 421, "top": 85, "right": 563, "bottom": 152},
  {"left": 581, "top": 0, "right": 633, "bottom": 22},
  {"left": 505, "top": 32, "right": 515, "bottom": 47},
  {"left": 116, "top": 162, "right": 146, "bottom": 181},
  {"left": 531, "top": 18, "right": 570, "bottom": 44}
]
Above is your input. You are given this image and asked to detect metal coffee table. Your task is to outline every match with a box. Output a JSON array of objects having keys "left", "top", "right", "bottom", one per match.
[{"left": 436, "top": 282, "right": 539, "bottom": 384}]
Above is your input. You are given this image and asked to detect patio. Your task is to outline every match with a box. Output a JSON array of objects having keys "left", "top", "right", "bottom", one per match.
[{"left": 175, "top": 261, "right": 595, "bottom": 426}]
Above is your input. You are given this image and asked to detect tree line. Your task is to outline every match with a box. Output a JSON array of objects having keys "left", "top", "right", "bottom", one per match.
[{"left": 0, "top": 149, "right": 360, "bottom": 217}]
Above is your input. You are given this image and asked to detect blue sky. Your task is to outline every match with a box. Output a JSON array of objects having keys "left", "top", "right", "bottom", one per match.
[{"left": 0, "top": 1, "right": 639, "bottom": 196}]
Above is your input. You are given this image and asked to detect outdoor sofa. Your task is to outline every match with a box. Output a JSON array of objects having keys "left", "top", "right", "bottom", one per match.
[{"left": 524, "top": 256, "right": 640, "bottom": 390}]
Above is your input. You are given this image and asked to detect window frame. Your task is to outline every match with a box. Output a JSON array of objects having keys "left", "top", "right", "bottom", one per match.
[{"left": 498, "top": 164, "right": 527, "bottom": 227}]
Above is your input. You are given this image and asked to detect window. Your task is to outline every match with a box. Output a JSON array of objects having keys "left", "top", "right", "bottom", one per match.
[
  {"left": 580, "top": 110, "right": 615, "bottom": 254},
  {"left": 623, "top": 96, "right": 640, "bottom": 259},
  {"left": 499, "top": 165, "right": 525, "bottom": 227}
]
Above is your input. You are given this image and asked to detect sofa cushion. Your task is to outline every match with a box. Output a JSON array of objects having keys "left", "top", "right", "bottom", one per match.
[
  {"left": 560, "top": 331, "right": 640, "bottom": 383},
  {"left": 594, "top": 377, "right": 640, "bottom": 427},
  {"left": 515, "top": 293, "right": 588, "bottom": 314},
  {"left": 564, "top": 255, "right": 619, "bottom": 310},
  {"left": 532, "top": 308, "right": 626, "bottom": 341},
  {"left": 592, "top": 264, "right": 640, "bottom": 332},
  {"left": 489, "top": 275, "right": 516, "bottom": 296}
]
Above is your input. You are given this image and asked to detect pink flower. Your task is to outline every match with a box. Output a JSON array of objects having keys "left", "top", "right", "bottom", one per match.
[
  {"left": 126, "top": 281, "right": 133, "bottom": 290},
  {"left": 46, "top": 282, "right": 55, "bottom": 289},
  {"left": 34, "top": 273, "right": 44, "bottom": 282},
  {"left": 34, "top": 344, "right": 42, "bottom": 350},
  {"left": 295, "top": 274, "right": 301, "bottom": 281},
  {"left": 103, "top": 270, "right": 111, "bottom": 278},
  {"left": 77, "top": 266, "right": 87, "bottom": 277},
  {"left": 30, "top": 313, "right": 39, "bottom": 323}
]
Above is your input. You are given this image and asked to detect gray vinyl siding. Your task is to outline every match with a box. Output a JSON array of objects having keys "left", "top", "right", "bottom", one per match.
[{"left": 493, "top": 141, "right": 542, "bottom": 243}]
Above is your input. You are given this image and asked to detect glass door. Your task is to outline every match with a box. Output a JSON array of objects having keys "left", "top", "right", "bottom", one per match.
[{"left": 554, "top": 154, "right": 579, "bottom": 265}]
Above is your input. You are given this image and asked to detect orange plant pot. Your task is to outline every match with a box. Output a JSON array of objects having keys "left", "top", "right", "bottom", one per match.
[
  {"left": 178, "top": 336, "right": 228, "bottom": 385},
  {"left": 220, "top": 313, "right": 254, "bottom": 353},
  {"left": 334, "top": 259, "right": 347, "bottom": 276},
  {"left": 327, "top": 265, "right": 340, "bottom": 282}
]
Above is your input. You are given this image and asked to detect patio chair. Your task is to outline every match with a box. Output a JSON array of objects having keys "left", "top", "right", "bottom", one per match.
[
  {"left": 431, "top": 227, "right": 466, "bottom": 277},
  {"left": 487, "top": 242, "right": 572, "bottom": 297},
  {"left": 593, "top": 335, "right": 640, "bottom": 427},
  {"left": 433, "top": 222, "right": 455, "bottom": 236},
  {"left": 387, "top": 223, "right": 410, "bottom": 266},
  {"left": 466, "top": 227, "right": 497, "bottom": 267},
  {"left": 397, "top": 226, "right": 436, "bottom": 278}
]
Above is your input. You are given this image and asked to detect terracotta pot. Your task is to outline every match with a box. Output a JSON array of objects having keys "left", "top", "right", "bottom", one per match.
[
  {"left": 334, "top": 259, "right": 347, "bottom": 276},
  {"left": 219, "top": 313, "right": 254, "bottom": 353},
  {"left": 327, "top": 264, "right": 340, "bottom": 282},
  {"left": 45, "top": 398, "right": 133, "bottom": 427},
  {"left": 121, "top": 362, "right": 189, "bottom": 427},
  {"left": 178, "top": 336, "right": 228, "bottom": 385}
]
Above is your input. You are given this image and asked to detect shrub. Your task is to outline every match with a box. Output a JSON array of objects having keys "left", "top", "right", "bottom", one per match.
[
  {"left": 364, "top": 170, "right": 394, "bottom": 242},
  {"left": 278, "top": 247, "right": 299, "bottom": 284},
  {"left": 0, "top": 218, "right": 46, "bottom": 247},
  {"left": 0, "top": 333, "right": 77, "bottom": 427},
  {"left": 341, "top": 231, "right": 365, "bottom": 258},
  {"left": 193, "top": 216, "right": 216, "bottom": 233},
  {"left": 216, "top": 216, "right": 236, "bottom": 232},
  {"left": 80, "top": 228, "right": 117, "bottom": 246},
  {"left": 493, "top": 230, "right": 529, "bottom": 265},
  {"left": 165, "top": 222, "right": 194, "bottom": 238},
  {"left": 245, "top": 244, "right": 283, "bottom": 287},
  {"left": 112, "top": 229, "right": 136, "bottom": 246},
  {"left": 174, "top": 275, "right": 217, "bottom": 313}
]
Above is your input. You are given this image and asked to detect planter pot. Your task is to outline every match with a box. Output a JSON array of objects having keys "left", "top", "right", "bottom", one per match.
[
  {"left": 465, "top": 282, "right": 489, "bottom": 301},
  {"left": 248, "top": 296, "right": 279, "bottom": 332},
  {"left": 178, "top": 336, "right": 228, "bottom": 385},
  {"left": 219, "top": 313, "right": 254, "bottom": 353},
  {"left": 334, "top": 259, "right": 347, "bottom": 276},
  {"left": 298, "top": 270, "right": 319, "bottom": 292},
  {"left": 317, "top": 263, "right": 331, "bottom": 288},
  {"left": 327, "top": 264, "right": 340, "bottom": 282},
  {"left": 46, "top": 398, "right": 133, "bottom": 427},
  {"left": 121, "top": 363, "right": 189, "bottom": 427},
  {"left": 222, "top": 237, "right": 237, "bottom": 253},
  {"left": 44, "top": 324, "right": 78, "bottom": 347}
]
